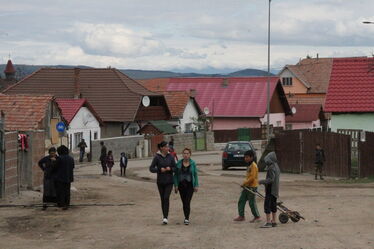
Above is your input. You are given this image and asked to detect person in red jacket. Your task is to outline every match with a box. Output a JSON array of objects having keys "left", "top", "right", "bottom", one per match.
[{"left": 106, "top": 151, "right": 114, "bottom": 176}]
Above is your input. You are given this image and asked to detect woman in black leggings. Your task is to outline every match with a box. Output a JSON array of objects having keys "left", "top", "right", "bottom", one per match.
[
  {"left": 149, "top": 141, "right": 176, "bottom": 225},
  {"left": 173, "top": 148, "right": 199, "bottom": 225}
]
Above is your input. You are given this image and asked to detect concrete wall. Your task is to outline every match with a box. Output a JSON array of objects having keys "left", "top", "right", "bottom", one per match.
[
  {"left": 164, "top": 131, "right": 215, "bottom": 153},
  {"left": 92, "top": 135, "right": 144, "bottom": 161},
  {"left": 330, "top": 113, "right": 374, "bottom": 132},
  {"left": 4, "top": 132, "right": 19, "bottom": 197}
]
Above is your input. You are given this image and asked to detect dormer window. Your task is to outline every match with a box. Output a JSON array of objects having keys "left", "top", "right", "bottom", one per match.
[{"left": 282, "top": 77, "right": 293, "bottom": 86}]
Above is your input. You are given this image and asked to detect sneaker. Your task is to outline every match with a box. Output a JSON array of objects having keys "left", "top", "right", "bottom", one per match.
[
  {"left": 184, "top": 219, "right": 190, "bottom": 225},
  {"left": 162, "top": 218, "right": 168, "bottom": 225},
  {"left": 233, "top": 216, "right": 245, "bottom": 221},
  {"left": 249, "top": 217, "right": 261, "bottom": 223},
  {"left": 260, "top": 222, "right": 273, "bottom": 228},
  {"left": 272, "top": 222, "right": 277, "bottom": 227}
]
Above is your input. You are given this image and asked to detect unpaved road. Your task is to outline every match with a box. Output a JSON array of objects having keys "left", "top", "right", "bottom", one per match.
[{"left": 1, "top": 153, "right": 374, "bottom": 249}]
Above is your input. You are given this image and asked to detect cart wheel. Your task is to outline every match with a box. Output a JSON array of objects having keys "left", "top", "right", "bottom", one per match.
[
  {"left": 279, "top": 213, "right": 289, "bottom": 224},
  {"left": 290, "top": 212, "right": 301, "bottom": 223}
]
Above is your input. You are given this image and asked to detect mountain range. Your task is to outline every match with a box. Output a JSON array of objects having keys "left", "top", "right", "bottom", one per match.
[{"left": 0, "top": 64, "right": 274, "bottom": 80}]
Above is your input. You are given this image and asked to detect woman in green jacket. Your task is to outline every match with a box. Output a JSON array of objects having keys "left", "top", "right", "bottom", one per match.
[{"left": 173, "top": 148, "right": 199, "bottom": 225}]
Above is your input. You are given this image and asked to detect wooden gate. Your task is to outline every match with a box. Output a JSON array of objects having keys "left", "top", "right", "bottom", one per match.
[
  {"left": 150, "top": 134, "right": 164, "bottom": 155},
  {"left": 358, "top": 131, "right": 374, "bottom": 177},
  {"left": 275, "top": 130, "right": 351, "bottom": 177}
]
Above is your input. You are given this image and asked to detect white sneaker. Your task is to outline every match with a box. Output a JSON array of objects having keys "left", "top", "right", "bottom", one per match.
[
  {"left": 184, "top": 219, "right": 189, "bottom": 225},
  {"left": 162, "top": 218, "right": 168, "bottom": 225}
]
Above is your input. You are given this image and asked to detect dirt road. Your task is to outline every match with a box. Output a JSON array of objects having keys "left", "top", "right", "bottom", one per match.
[{"left": 1, "top": 153, "right": 373, "bottom": 249}]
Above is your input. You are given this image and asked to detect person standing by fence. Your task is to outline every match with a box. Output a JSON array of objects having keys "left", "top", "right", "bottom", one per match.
[
  {"left": 99, "top": 141, "right": 107, "bottom": 175},
  {"left": 315, "top": 144, "right": 326, "bottom": 180},
  {"left": 174, "top": 148, "right": 199, "bottom": 225},
  {"left": 120, "top": 152, "right": 128, "bottom": 177},
  {"left": 149, "top": 141, "right": 176, "bottom": 225}
]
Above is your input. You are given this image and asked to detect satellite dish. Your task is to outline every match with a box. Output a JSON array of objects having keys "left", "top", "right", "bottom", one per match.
[
  {"left": 204, "top": 107, "right": 210, "bottom": 115},
  {"left": 142, "top": 96, "right": 150, "bottom": 107},
  {"left": 292, "top": 107, "right": 297, "bottom": 114}
]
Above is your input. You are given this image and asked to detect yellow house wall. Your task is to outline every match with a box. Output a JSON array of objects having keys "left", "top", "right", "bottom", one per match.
[{"left": 280, "top": 69, "right": 308, "bottom": 94}]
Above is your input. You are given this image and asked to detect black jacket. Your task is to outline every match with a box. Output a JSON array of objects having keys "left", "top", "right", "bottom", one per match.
[
  {"left": 38, "top": 156, "right": 58, "bottom": 179},
  {"left": 149, "top": 152, "right": 176, "bottom": 184},
  {"left": 315, "top": 149, "right": 326, "bottom": 164},
  {"left": 54, "top": 155, "right": 75, "bottom": 183}
]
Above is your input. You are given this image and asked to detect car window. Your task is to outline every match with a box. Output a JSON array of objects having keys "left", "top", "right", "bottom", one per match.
[{"left": 227, "top": 143, "right": 251, "bottom": 151}]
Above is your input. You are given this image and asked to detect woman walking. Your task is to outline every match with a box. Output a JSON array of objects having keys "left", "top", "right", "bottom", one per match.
[
  {"left": 106, "top": 150, "right": 114, "bottom": 176},
  {"left": 38, "top": 147, "right": 58, "bottom": 210},
  {"left": 149, "top": 141, "right": 176, "bottom": 225},
  {"left": 173, "top": 148, "right": 199, "bottom": 225}
]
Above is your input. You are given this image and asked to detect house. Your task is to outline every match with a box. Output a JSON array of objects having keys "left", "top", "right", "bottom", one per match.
[
  {"left": 139, "top": 80, "right": 203, "bottom": 133},
  {"left": 278, "top": 57, "right": 332, "bottom": 105},
  {"left": 55, "top": 98, "right": 103, "bottom": 153},
  {"left": 285, "top": 104, "right": 323, "bottom": 130},
  {"left": 138, "top": 120, "right": 177, "bottom": 135},
  {"left": 3, "top": 68, "right": 171, "bottom": 138},
  {"left": 0, "top": 59, "right": 17, "bottom": 91},
  {"left": 0, "top": 94, "right": 64, "bottom": 191},
  {"left": 165, "top": 77, "right": 291, "bottom": 130},
  {"left": 325, "top": 57, "right": 374, "bottom": 132}
]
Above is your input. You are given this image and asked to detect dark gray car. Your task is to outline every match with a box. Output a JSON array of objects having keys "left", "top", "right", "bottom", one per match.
[{"left": 221, "top": 141, "right": 257, "bottom": 170}]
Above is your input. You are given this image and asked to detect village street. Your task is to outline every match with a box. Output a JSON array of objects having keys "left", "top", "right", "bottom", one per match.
[{"left": 0, "top": 152, "right": 374, "bottom": 249}]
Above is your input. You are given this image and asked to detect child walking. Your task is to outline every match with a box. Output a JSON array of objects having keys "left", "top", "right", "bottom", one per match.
[
  {"left": 106, "top": 150, "right": 114, "bottom": 176},
  {"left": 259, "top": 152, "right": 280, "bottom": 228},
  {"left": 233, "top": 150, "right": 261, "bottom": 223},
  {"left": 120, "top": 152, "right": 128, "bottom": 177}
]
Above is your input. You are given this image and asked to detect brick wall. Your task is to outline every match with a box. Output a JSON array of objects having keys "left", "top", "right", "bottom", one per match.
[
  {"left": 30, "top": 131, "right": 45, "bottom": 188},
  {"left": 4, "top": 132, "right": 19, "bottom": 196}
]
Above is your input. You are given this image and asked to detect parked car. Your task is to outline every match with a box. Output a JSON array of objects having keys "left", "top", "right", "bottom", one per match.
[{"left": 222, "top": 141, "right": 257, "bottom": 170}]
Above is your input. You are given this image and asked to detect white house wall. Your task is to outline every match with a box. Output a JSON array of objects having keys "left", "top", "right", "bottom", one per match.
[
  {"left": 68, "top": 107, "right": 101, "bottom": 153},
  {"left": 260, "top": 113, "right": 286, "bottom": 128},
  {"left": 180, "top": 99, "right": 199, "bottom": 133}
]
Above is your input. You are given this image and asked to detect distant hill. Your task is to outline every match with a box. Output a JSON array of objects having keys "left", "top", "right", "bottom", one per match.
[{"left": 0, "top": 64, "right": 273, "bottom": 80}]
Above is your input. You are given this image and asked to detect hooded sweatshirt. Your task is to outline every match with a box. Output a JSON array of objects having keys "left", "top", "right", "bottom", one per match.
[
  {"left": 259, "top": 152, "right": 280, "bottom": 198},
  {"left": 149, "top": 152, "right": 176, "bottom": 184}
]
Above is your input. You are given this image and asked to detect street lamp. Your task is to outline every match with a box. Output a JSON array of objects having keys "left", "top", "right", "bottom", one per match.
[{"left": 266, "top": 0, "right": 271, "bottom": 143}]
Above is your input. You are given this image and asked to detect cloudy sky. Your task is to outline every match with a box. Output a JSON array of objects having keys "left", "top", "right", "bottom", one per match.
[{"left": 1, "top": 0, "right": 374, "bottom": 73}]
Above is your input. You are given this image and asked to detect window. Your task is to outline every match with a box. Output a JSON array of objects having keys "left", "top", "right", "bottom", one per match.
[
  {"left": 74, "top": 132, "right": 83, "bottom": 148},
  {"left": 94, "top": 132, "right": 98, "bottom": 140},
  {"left": 129, "top": 127, "right": 137, "bottom": 135},
  {"left": 185, "top": 123, "right": 193, "bottom": 133},
  {"left": 282, "top": 77, "right": 293, "bottom": 86}
]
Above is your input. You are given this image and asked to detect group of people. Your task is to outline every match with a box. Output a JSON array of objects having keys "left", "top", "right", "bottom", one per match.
[
  {"left": 233, "top": 151, "right": 281, "bottom": 228},
  {"left": 99, "top": 141, "right": 128, "bottom": 177},
  {"left": 38, "top": 145, "right": 75, "bottom": 210},
  {"left": 150, "top": 141, "right": 199, "bottom": 225}
]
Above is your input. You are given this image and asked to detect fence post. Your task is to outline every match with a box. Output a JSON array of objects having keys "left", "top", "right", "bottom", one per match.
[{"left": 299, "top": 131, "right": 303, "bottom": 174}]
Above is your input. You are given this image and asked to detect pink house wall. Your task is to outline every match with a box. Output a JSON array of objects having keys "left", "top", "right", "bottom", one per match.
[
  {"left": 213, "top": 118, "right": 261, "bottom": 130},
  {"left": 289, "top": 120, "right": 321, "bottom": 130}
]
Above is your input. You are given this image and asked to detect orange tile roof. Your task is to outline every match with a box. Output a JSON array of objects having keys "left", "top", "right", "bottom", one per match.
[
  {"left": 284, "top": 58, "right": 333, "bottom": 93},
  {"left": 0, "top": 95, "right": 53, "bottom": 131},
  {"left": 139, "top": 78, "right": 170, "bottom": 92},
  {"left": 161, "top": 91, "right": 191, "bottom": 118}
]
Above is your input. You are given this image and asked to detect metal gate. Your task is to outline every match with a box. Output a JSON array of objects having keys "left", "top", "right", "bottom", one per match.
[
  {"left": 0, "top": 113, "right": 5, "bottom": 198},
  {"left": 238, "top": 128, "right": 250, "bottom": 141},
  {"left": 194, "top": 132, "right": 206, "bottom": 151}
]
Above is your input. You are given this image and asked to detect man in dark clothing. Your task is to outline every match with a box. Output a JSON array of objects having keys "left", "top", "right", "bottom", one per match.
[
  {"left": 38, "top": 147, "right": 58, "bottom": 210},
  {"left": 100, "top": 141, "right": 107, "bottom": 175},
  {"left": 54, "top": 145, "right": 75, "bottom": 210},
  {"left": 77, "top": 139, "right": 87, "bottom": 162},
  {"left": 315, "top": 144, "right": 326, "bottom": 180},
  {"left": 120, "top": 152, "right": 128, "bottom": 177}
]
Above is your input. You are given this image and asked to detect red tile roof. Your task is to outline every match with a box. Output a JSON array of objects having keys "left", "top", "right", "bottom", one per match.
[
  {"left": 138, "top": 78, "right": 170, "bottom": 92},
  {"left": 283, "top": 58, "right": 333, "bottom": 93},
  {"left": 286, "top": 104, "right": 321, "bottom": 122},
  {"left": 167, "top": 77, "right": 290, "bottom": 117},
  {"left": 161, "top": 91, "right": 202, "bottom": 118},
  {"left": 0, "top": 95, "right": 53, "bottom": 131},
  {"left": 55, "top": 98, "right": 103, "bottom": 125},
  {"left": 3, "top": 68, "right": 161, "bottom": 122},
  {"left": 4, "top": 59, "right": 16, "bottom": 74},
  {"left": 325, "top": 57, "right": 374, "bottom": 112}
]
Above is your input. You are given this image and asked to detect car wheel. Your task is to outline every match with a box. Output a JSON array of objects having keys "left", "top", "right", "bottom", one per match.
[{"left": 222, "top": 164, "right": 228, "bottom": 170}]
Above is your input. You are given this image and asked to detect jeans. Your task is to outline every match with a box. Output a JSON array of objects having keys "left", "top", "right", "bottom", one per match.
[
  {"left": 178, "top": 180, "right": 194, "bottom": 220},
  {"left": 79, "top": 150, "right": 85, "bottom": 162},
  {"left": 157, "top": 183, "right": 173, "bottom": 218}
]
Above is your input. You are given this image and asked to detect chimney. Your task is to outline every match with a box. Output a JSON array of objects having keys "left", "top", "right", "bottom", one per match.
[
  {"left": 74, "top": 68, "right": 81, "bottom": 99},
  {"left": 222, "top": 78, "right": 229, "bottom": 88},
  {"left": 190, "top": 89, "right": 196, "bottom": 98}
]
